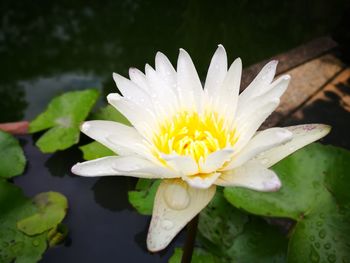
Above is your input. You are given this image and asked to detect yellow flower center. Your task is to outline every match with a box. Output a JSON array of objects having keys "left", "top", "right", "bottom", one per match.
[{"left": 153, "top": 111, "right": 237, "bottom": 162}]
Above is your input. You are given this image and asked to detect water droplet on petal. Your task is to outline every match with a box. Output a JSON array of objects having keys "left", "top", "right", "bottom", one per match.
[
  {"left": 161, "top": 220, "right": 174, "bottom": 230},
  {"left": 164, "top": 181, "right": 190, "bottom": 210}
]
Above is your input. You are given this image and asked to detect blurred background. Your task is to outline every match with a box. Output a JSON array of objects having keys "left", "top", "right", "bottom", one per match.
[
  {"left": 0, "top": 0, "right": 348, "bottom": 122},
  {"left": 1, "top": 1, "right": 349, "bottom": 262}
]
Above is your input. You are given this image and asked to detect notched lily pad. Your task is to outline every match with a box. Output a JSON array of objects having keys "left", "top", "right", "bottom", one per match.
[
  {"left": 17, "top": 192, "right": 68, "bottom": 236},
  {"left": 0, "top": 131, "right": 26, "bottom": 178},
  {"left": 128, "top": 179, "right": 161, "bottom": 215},
  {"left": 29, "top": 89, "right": 99, "bottom": 153},
  {"left": 224, "top": 143, "right": 350, "bottom": 262},
  {"left": 169, "top": 247, "right": 220, "bottom": 263}
]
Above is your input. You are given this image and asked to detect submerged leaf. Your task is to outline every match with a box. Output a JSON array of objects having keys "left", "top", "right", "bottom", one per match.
[
  {"left": 224, "top": 143, "right": 350, "bottom": 262},
  {"left": 29, "top": 89, "right": 99, "bottom": 153},
  {"left": 128, "top": 179, "right": 161, "bottom": 215},
  {"left": 0, "top": 131, "right": 26, "bottom": 178},
  {"left": 17, "top": 192, "right": 68, "bottom": 235}
]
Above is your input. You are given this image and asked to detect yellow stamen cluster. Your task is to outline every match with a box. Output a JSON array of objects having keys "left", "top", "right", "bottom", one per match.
[{"left": 153, "top": 111, "right": 237, "bottom": 162}]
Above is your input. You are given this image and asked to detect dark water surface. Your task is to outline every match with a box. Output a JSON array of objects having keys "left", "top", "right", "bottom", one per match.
[{"left": 0, "top": 0, "right": 347, "bottom": 262}]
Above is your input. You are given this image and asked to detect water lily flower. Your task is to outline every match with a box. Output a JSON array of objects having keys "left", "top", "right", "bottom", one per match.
[{"left": 71, "top": 45, "right": 330, "bottom": 251}]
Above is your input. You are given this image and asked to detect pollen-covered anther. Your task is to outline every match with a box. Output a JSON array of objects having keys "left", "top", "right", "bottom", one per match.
[{"left": 153, "top": 111, "right": 236, "bottom": 163}]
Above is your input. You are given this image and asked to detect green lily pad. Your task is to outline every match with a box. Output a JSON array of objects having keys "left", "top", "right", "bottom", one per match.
[
  {"left": 224, "top": 143, "right": 350, "bottom": 262},
  {"left": 198, "top": 192, "right": 288, "bottom": 263},
  {"left": 0, "top": 181, "right": 68, "bottom": 263},
  {"left": 91, "top": 104, "right": 130, "bottom": 124},
  {"left": 17, "top": 192, "right": 68, "bottom": 236},
  {"left": 29, "top": 89, "right": 99, "bottom": 153},
  {"left": 0, "top": 131, "right": 26, "bottom": 178},
  {"left": 0, "top": 180, "right": 47, "bottom": 263},
  {"left": 79, "top": 141, "right": 115, "bottom": 161},
  {"left": 128, "top": 179, "right": 160, "bottom": 215}
]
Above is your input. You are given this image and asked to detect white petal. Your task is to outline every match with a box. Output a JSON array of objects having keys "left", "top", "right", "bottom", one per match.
[
  {"left": 255, "top": 124, "right": 331, "bottom": 168},
  {"left": 161, "top": 154, "right": 198, "bottom": 175},
  {"left": 177, "top": 48, "right": 203, "bottom": 111},
  {"left": 107, "top": 93, "right": 157, "bottom": 139},
  {"left": 145, "top": 64, "right": 178, "bottom": 117},
  {"left": 81, "top": 120, "right": 150, "bottom": 157},
  {"left": 183, "top": 172, "right": 221, "bottom": 189},
  {"left": 236, "top": 74, "right": 289, "bottom": 122},
  {"left": 129, "top": 68, "right": 150, "bottom": 92},
  {"left": 204, "top": 45, "right": 227, "bottom": 96},
  {"left": 215, "top": 161, "right": 281, "bottom": 191},
  {"left": 71, "top": 156, "right": 178, "bottom": 178},
  {"left": 234, "top": 98, "right": 280, "bottom": 152},
  {"left": 147, "top": 179, "right": 216, "bottom": 251},
  {"left": 223, "top": 128, "right": 292, "bottom": 170},
  {"left": 112, "top": 72, "right": 154, "bottom": 108},
  {"left": 219, "top": 58, "right": 242, "bottom": 124},
  {"left": 199, "top": 148, "right": 234, "bottom": 173},
  {"left": 239, "top": 60, "right": 278, "bottom": 106},
  {"left": 155, "top": 52, "right": 178, "bottom": 96}
]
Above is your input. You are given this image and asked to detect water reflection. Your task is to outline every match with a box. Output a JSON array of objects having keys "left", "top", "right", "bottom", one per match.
[
  {"left": 92, "top": 177, "right": 134, "bottom": 212},
  {"left": 0, "top": 0, "right": 346, "bottom": 122},
  {"left": 45, "top": 147, "right": 81, "bottom": 177}
]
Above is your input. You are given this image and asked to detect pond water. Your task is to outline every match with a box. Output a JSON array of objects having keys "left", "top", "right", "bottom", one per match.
[{"left": 0, "top": 0, "right": 346, "bottom": 262}]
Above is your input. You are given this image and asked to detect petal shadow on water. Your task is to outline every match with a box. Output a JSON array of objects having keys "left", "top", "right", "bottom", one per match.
[
  {"left": 45, "top": 147, "right": 82, "bottom": 177},
  {"left": 92, "top": 176, "right": 135, "bottom": 212}
]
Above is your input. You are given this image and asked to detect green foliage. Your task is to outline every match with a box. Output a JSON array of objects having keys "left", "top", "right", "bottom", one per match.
[
  {"left": 0, "top": 131, "right": 26, "bottom": 178},
  {"left": 0, "top": 181, "right": 68, "bottom": 263},
  {"left": 128, "top": 179, "right": 161, "bottom": 215},
  {"left": 168, "top": 247, "right": 220, "bottom": 263},
  {"left": 197, "top": 192, "right": 288, "bottom": 263},
  {"left": 91, "top": 105, "right": 130, "bottom": 124},
  {"left": 79, "top": 141, "right": 115, "bottom": 161},
  {"left": 29, "top": 89, "right": 99, "bottom": 153},
  {"left": 224, "top": 143, "right": 350, "bottom": 262},
  {"left": 17, "top": 192, "right": 68, "bottom": 236}
]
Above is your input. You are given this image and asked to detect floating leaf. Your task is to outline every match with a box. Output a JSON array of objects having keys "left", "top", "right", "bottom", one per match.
[
  {"left": 198, "top": 192, "right": 288, "bottom": 262},
  {"left": 91, "top": 104, "right": 130, "bottom": 125},
  {"left": 128, "top": 179, "right": 160, "bottom": 215},
  {"left": 0, "top": 181, "right": 68, "bottom": 263},
  {"left": 29, "top": 89, "right": 99, "bottom": 153},
  {"left": 17, "top": 192, "right": 68, "bottom": 236},
  {"left": 47, "top": 223, "right": 69, "bottom": 247},
  {"left": 0, "top": 131, "right": 26, "bottom": 178},
  {"left": 0, "top": 180, "right": 47, "bottom": 263},
  {"left": 224, "top": 143, "right": 350, "bottom": 262},
  {"left": 79, "top": 141, "right": 115, "bottom": 161}
]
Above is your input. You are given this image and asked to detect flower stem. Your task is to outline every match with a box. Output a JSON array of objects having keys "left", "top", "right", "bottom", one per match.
[{"left": 181, "top": 215, "right": 198, "bottom": 263}]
